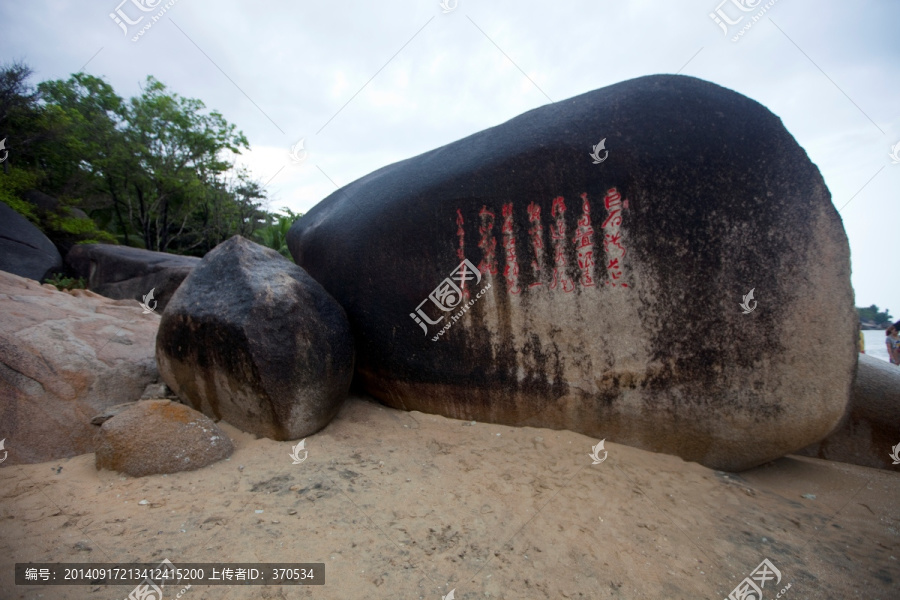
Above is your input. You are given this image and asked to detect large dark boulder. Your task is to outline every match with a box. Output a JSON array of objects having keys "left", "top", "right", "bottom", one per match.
[
  {"left": 66, "top": 243, "right": 200, "bottom": 311},
  {"left": 287, "top": 74, "right": 856, "bottom": 472},
  {"left": 798, "top": 353, "right": 900, "bottom": 470},
  {"left": 0, "top": 200, "right": 63, "bottom": 281},
  {"left": 156, "top": 236, "right": 354, "bottom": 440}
]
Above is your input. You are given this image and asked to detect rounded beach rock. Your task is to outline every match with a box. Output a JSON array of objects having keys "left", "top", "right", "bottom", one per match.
[
  {"left": 287, "top": 74, "right": 857, "bottom": 471},
  {"left": 95, "top": 400, "right": 234, "bottom": 476}
]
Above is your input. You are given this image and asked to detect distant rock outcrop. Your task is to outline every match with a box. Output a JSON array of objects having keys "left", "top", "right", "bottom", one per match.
[
  {"left": 95, "top": 400, "right": 234, "bottom": 476},
  {"left": 0, "top": 270, "right": 159, "bottom": 464},
  {"left": 156, "top": 236, "right": 354, "bottom": 441},
  {"left": 798, "top": 353, "right": 900, "bottom": 470},
  {"left": 66, "top": 243, "right": 200, "bottom": 311},
  {"left": 287, "top": 74, "right": 857, "bottom": 472},
  {"left": 22, "top": 189, "right": 89, "bottom": 219},
  {"left": 0, "top": 200, "right": 62, "bottom": 281}
]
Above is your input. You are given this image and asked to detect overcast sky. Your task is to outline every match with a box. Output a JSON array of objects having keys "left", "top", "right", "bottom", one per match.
[{"left": 1, "top": 0, "right": 897, "bottom": 310}]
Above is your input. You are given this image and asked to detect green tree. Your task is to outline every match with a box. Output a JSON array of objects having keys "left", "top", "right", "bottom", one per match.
[
  {"left": 183, "top": 167, "right": 268, "bottom": 255},
  {"left": 37, "top": 73, "right": 133, "bottom": 239},
  {"left": 857, "top": 305, "right": 893, "bottom": 327},
  {"left": 3, "top": 63, "right": 272, "bottom": 257},
  {"left": 253, "top": 207, "right": 302, "bottom": 259},
  {"left": 0, "top": 60, "right": 69, "bottom": 178},
  {"left": 123, "top": 76, "right": 249, "bottom": 252}
]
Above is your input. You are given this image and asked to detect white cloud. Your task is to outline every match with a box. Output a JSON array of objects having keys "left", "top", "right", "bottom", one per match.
[{"left": 0, "top": 0, "right": 897, "bottom": 306}]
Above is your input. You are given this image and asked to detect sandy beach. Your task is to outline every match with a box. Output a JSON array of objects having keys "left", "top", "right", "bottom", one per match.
[{"left": 1, "top": 395, "right": 897, "bottom": 600}]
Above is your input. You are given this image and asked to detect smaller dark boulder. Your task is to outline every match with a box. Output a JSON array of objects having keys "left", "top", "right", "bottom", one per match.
[
  {"left": 156, "top": 235, "right": 354, "bottom": 441},
  {"left": 22, "top": 189, "right": 59, "bottom": 212},
  {"left": 22, "top": 189, "right": 88, "bottom": 218},
  {"left": 66, "top": 244, "right": 200, "bottom": 311},
  {"left": 0, "top": 201, "right": 63, "bottom": 281},
  {"left": 798, "top": 353, "right": 900, "bottom": 469},
  {"left": 95, "top": 400, "right": 234, "bottom": 476}
]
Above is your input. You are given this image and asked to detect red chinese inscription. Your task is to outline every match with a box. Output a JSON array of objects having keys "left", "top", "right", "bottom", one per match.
[
  {"left": 573, "top": 193, "right": 596, "bottom": 287},
  {"left": 601, "top": 187, "right": 629, "bottom": 287},
  {"left": 501, "top": 203, "right": 521, "bottom": 294},
  {"left": 549, "top": 196, "right": 574, "bottom": 293},
  {"left": 455, "top": 209, "right": 470, "bottom": 300},
  {"left": 527, "top": 202, "right": 544, "bottom": 287},
  {"left": 477, "top": 205, "right": 498, "bottom": 276},
  {"left": 454, "top": 188, "right": 630, "bottom": 294}
]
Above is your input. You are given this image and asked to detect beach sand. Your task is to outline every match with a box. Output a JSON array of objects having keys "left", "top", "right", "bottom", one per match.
[{"left": 1, "top": 395, "right": 897, "bottom": 599}]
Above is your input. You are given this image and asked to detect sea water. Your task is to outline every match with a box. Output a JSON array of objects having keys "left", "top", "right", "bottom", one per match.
[{"left": 862, "top": 329, "right": 892, "bottom": 363}]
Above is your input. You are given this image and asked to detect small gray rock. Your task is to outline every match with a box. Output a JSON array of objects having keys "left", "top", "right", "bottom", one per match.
[
  {"left": 140, "top": 381, "right": 178, "bottom": 400},
  {"left": 90, "top": 402, "right": 139, "bottom": 426}
]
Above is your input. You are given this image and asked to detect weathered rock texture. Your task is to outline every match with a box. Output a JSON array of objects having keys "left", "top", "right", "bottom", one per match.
[
  {"left": 287, "top": 74, "right": 857, "bottom": 472},
  {"left": 798, "top": 353, "right": 900, "bottom": 470},
  {"left": 66, "top": 243, "right": 200, "bottom": 311},
  {"left": 95, "top": 399, "right": 234, "bottom": 476},
  {"left": 156, "top": 236, "right": 354, "bottom": 441},
  {"left": 0, "top": 270, "right": 159, "bottom": 464},
  {"left": 0, "top": 200, "right": 62, "bottom": 281}
]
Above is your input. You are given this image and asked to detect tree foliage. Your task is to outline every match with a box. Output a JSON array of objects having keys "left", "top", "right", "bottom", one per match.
[
  {"left": 253, "top": 207, "right": 303, "bottom": 260},
  {"left": 0, "top": 62, "right": 296, "bottom": 257},
  {"left": 857, "top": 305, "right": 893, "bottom": 327}
]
